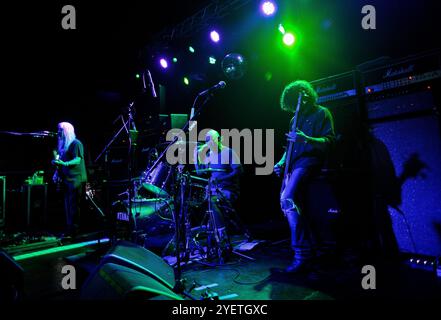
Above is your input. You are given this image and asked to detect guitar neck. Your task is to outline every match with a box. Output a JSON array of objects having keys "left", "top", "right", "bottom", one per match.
[{"left": 283, "top": 93, "right": 303, "bottom": 177}]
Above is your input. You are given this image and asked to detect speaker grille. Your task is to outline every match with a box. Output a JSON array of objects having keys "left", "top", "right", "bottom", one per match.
[{"left": 370, "top": 114, "right": 441, "bottom": 256}]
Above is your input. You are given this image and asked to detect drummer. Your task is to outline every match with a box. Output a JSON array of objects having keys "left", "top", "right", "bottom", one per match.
[{"left": 194, "top": 129, "right": 243, "bottom": 258}]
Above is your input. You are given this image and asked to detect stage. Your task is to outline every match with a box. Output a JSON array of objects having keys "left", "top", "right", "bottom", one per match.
[
  {"left": 2, "top": 224, "right": 440, "bottom": 301},
  {"left": 1, "top": 0, "right": 441, "bottom": 305}
]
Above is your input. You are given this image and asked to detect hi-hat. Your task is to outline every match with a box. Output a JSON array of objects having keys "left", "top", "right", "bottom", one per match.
[
  {"left": 192, "top": 168, "right": 227, "bottom": 174},
  {"left": 189, "top": 175, "right": 209, "bottom": 183},
  {"left": 158, "top": 141, "right": 202, "bottom": 146}
]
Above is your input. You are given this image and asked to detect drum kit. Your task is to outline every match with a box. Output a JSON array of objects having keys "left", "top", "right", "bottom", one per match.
[
  {"left": 116, "top": 143, "right": 238, "bottom": 264},
  {"left": 99, "top": 73, "right": 252, "bottom": 267}
]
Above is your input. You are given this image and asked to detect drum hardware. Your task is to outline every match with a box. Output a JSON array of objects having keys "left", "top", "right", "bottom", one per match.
[
  {"left": 191, "top": 167, "right": 254, "bottom": 262},
  {"left": 140, "top": 161, "right": 174, "bottom": 198},
  {"left": 211, "top": 184, "right": 254, "bottom": 247},
  {"left": 102, "top": 89, "right": 220, "bottom": 298},
  {"left": 138, "top": 93, "right": 215, "bottom": 294}
]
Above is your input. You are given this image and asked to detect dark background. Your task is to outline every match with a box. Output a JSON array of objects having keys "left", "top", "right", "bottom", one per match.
[{"left": 0, "top": 0, "right": 440, "bottom": 229}]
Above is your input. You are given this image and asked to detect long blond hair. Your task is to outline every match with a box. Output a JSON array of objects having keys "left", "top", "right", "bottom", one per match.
[{"left": 57, "top": 122, "right": 76, "bottom": 156}]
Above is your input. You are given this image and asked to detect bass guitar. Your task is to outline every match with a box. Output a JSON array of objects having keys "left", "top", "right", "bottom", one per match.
[{"left": 280, "top": 92, "right": 303, "bottom": 197}]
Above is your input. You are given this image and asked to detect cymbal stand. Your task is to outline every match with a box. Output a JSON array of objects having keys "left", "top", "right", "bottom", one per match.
[
  {"left": 213, "top": 185, "right": 253, "bottom": 241},
  {"left": 212, "top": 185, "right": 255, "bottom": 261},
  {"left": 205, "top": 176, "right": 225, "bottom": 263}
]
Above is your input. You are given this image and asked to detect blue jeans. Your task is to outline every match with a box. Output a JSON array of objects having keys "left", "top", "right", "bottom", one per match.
[{"left": 280, "top": 167, "right": 315, "bottom": 261}]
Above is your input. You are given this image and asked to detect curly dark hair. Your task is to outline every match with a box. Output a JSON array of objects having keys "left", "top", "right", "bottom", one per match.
[{"left": 280, "top": 80, "right": 318, "bottom": 112}]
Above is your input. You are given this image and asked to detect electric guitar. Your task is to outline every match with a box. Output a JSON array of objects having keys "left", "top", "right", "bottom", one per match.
[{"left": 52, "top": 150, "right": 62, "bottom": 191}]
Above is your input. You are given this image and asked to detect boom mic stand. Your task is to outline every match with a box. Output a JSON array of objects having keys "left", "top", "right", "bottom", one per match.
[
  {"left": 145, "top": 92, "right": 212, "bottom": 299},
  {"left": 95, "top": 103, "right": 139, "bottom": 243},
  {"left": 127, "top": 102, "right": 138, "bottom": 240}
]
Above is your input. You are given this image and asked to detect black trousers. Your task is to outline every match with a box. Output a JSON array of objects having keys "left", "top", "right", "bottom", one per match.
[
  {"left": 280, "top": 167, "right": 316, "bottom": 261},
  {"left": 63, "top": 183, "right": 85, "bottom": 235}
]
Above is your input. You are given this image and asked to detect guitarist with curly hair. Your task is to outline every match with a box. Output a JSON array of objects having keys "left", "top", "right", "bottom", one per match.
[{"left": 274, "top": 80, "right": 335, "bottom": 273}]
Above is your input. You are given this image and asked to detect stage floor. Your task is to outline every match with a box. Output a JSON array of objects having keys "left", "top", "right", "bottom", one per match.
[{"left": 7, "top": 233, "right": 441, "bottom": 300}]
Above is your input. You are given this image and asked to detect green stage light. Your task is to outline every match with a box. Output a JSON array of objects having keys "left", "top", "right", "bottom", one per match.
[
  {"left": 135, "top": 73, "right": 140, "bottom": 79},
  {"left": 183, "top": 77, "right": 190, "bottom": 85},
  {"left": 209, "top": 56, "right": 217, "bottom": 64},
  {"left": 283, "top": 32, "right": 295, "bottom": 46},
  {"left": 189, "top": 46, "right": 195, "bottom": 53},
  {"left": 173, "top": 57, "right": 178, "bottom": 63}
]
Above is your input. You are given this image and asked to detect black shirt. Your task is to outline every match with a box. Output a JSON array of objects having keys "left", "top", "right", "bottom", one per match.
[
  {"left": 287, "top": 105, "right": 335, "bottom": 169},
  {"left": 60, "top": 139, "right": 87, "bottom": 188}
]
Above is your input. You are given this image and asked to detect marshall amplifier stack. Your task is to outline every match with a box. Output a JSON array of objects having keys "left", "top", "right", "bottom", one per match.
[
  {"left": 310, "top": 72, "right": 370, "bottom": 251},
  {"left": 309, "top": 49, "right": 441, "bottom": 257},
  {"left": 361, "top": 49, "right": 441, "bottom": 257}
]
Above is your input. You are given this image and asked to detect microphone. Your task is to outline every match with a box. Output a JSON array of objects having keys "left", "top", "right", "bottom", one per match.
[
  {"left": 198, "top": 81, "right": 226, "bottom": 96},
  {"left": 146, "top": 70, "right": 157, "bottom": 98},
  {"left": 31, "top": 131, "right": 57, "bottom": 138},
  {"left": 42, "top": 131, "right": 57, "bottom": 137}
]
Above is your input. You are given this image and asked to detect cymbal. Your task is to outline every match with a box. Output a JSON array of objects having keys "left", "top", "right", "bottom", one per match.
[
  {"left": 189, "top": 175, "right": 208, "bottom": 183},
  {"left": 192, "top": 168, "right": 227, "bottom": 174},
  {"left": 107, "top": 176, "right": 143, "bottom": 183},
  {"left": 157, "top": 140, "right": 202, "bottom": 146}
]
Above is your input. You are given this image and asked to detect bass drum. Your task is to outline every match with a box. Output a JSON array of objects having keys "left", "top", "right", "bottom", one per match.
[
  {"left": 124, "top": 198, "right": 175, "bottom": 251},
  {"left": 140, "top": 162, "right": 173, "bottom": 198}
]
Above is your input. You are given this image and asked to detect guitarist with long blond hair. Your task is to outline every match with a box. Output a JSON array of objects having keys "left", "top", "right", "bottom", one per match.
[
  {"left": 52, "top": 122, "right": 87, "bottom": 238},
  {"left": 274, "top": 80, "right": 335, "bottom": 273}
]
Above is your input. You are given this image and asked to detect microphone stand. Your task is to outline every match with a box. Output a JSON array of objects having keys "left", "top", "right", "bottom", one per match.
[
  {"left": 146, "top": 92, "right": 212, "bottom": 299},
  {"left": 143, "top": 92, "right": 211, "bottom": 182},
  {"left": 95, "top": 103, "right": 138, "bottom": 243},
  {"left": 127, "top": 102, "right": 138, "bottom": 240},
  {"left": 95, "top": 116, "right": 130, "bottom": 163}
]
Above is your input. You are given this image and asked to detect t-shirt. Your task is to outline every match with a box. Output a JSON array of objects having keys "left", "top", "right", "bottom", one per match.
[
  {"left": 195, "top": 146, "right": 242, "bottom": 193},
  {"left": 60, "top": 139, "right": 88, "bottom": 188},
  {"left": 286, "top": 105, "right": 335, "bottom": 169}
]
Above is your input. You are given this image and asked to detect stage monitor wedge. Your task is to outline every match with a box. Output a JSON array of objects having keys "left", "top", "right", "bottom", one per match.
[{"left": 81, "top": 262, "right": 182, "bottom": 300}]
